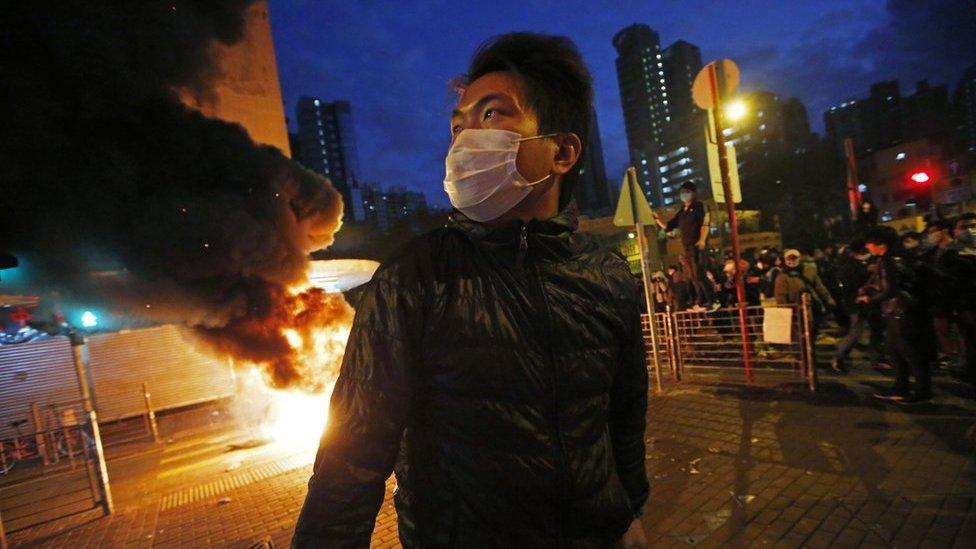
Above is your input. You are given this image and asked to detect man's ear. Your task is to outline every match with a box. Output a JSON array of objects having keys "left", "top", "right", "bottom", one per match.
[{"left": 551, "top": 133, "right": 582, "bottom": 175}]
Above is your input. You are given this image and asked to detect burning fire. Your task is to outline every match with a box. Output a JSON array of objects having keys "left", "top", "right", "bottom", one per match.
[{"left": 225, "top": 282, "right": 355, "bottom": 460}]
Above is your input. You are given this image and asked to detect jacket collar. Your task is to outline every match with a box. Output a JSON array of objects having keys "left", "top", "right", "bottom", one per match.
[{"left": 448, "top": 200, "right": 584, "bottom": 261}]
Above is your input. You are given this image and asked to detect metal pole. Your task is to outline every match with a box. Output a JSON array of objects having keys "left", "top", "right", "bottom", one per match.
[
  {"left": 663, "top": 305, "right": 678, "bottom": 381},
  {"left": 707, "top": 63, "right": 753, "bottom": 383},
  {"left": 0, "top": 507, "right": 8, "bottom": 549},
  {"left": 69, "top": 331, "right": 114, "bottom": 515},
  {"left": 800, "top": 294, "right": 818, "bottom": 392},
  {"left": 844, "top": 138, "right": 861, "bottom": 226},
  {"left": 627, "top": 167, "right": 663, "bottom": 393},
  {"left": 31, "top": 402, "right": 50, "bottom": 465},
  {"left": 142, "top": 382, "right": 160, "bottom": 443}
]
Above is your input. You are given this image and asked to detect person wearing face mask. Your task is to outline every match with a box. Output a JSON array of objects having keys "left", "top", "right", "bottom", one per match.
[
  {"left": 918, "top": 220, "right": 957, "bottom": 366},
  {"left": 942, "top": 214, "right": 976, "bottom": 396},
  {"left": 774, "top": 249, "right": 836, "bottom": 348},
  {"left": 862, "top": 227, "right": 931, "bottom": 404},
  {"left": 831, "top": 242, "right": 885, "bottom": 372},
  {"left": 653, "top": 182, "right": 715, "bottom": 312},
  {"left": 294, "top": 34, "right": 649, "bottom": 549},
  {"left": 853, "top": 200, "right": 879, "bottom": 237}
]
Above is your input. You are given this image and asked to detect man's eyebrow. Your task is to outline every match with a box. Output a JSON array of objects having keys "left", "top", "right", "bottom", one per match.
[{"left": 451, "top": 93, "right": 511, "bottom": 119}]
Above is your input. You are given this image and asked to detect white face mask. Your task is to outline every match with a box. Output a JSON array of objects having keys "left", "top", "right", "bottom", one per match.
[{"left": 443, "top": 129, "right": 555, "bottom": 222}]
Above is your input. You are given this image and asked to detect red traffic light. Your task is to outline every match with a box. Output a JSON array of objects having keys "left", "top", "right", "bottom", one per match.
[{"left": 909, "top": 171, "right": 930, "bottom": 184}]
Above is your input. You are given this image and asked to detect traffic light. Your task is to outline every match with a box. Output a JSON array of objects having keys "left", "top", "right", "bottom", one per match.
[
  {"left": 909, "top": 171, "right": 930, "bottom": 184},
  {"left": 905, "top": 165, "right": 936, "bottom": 210}
]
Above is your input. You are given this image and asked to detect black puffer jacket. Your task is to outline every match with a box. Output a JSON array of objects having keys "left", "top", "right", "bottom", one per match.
[{"left": 293, "top": 205, "right": 649, "bottom": 548}]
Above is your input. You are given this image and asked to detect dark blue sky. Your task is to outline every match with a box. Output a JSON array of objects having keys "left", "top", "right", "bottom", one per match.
[{"left": 270, "top": 0, "right": 975, "bottom": 208}]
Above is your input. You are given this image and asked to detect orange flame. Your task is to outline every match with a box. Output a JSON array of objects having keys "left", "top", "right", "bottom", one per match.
[{"left": 194, "top": 286, "right": 354, "bottom": 393}]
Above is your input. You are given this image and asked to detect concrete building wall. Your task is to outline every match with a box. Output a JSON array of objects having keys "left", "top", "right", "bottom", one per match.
[{"left": 180, "top": 0, "right": 291, "bottom": 157}]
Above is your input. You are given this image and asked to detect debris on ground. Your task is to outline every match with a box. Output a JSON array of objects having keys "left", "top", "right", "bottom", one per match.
[{"left": 702, "top": 508, "right": 731, "bottom": 530}]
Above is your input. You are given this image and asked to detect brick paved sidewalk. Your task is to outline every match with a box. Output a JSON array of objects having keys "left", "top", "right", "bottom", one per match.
[{"left": 8, "top": 370, "right": 976, "bottom": 548}]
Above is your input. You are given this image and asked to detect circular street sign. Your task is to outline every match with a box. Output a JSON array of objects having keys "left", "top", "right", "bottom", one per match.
[{"left": 692, "top": 59, "right": 740, "bottom": 110}]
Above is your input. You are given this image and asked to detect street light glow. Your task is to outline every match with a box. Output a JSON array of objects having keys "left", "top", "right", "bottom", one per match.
[
  {"left": 725, "top": 100, "right": 747, "bottom": 122},
  {"left": 81, "top": 311, "right": 98, "bottom": 328}
]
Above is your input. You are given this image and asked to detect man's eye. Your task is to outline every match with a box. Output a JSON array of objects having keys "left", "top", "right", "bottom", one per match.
[
  {"left": 451, "top": 124, "right": 462, "bottom": 135},
  {"left": 483, "top": 109, "right": 498, "bottom": 120}
]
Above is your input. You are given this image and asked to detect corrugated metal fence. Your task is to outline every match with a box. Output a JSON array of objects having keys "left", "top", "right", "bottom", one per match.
[{"left": 0, "top": 325, "right": 236, "bottom": 440}]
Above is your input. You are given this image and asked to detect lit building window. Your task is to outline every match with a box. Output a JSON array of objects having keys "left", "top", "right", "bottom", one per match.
[{"left": 895, "top": 152, "right": 906, "bottom": 160}]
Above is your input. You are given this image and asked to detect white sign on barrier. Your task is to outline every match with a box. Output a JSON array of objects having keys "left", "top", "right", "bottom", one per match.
[{"left": 763, "top": 307, "right": 793, "bottom": 344}]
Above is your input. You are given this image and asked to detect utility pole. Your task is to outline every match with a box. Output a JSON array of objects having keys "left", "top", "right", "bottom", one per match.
[{"left": 695, "top": 59, "right": 753, "bottom": 383}]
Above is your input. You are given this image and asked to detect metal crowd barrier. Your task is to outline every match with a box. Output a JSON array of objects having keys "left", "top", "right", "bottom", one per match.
[
  {"left": 642, "top": 294, "right": 817, "bottom": 392},
  {"left": 0, "top": 332, "right": 116, "bottom": 540},
  {"left": 0, "top": 402, "right": 111, "bottom": 535}
]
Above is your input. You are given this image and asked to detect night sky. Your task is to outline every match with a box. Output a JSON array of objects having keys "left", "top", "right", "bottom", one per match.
[{"left": 270, "top": 0, "right": 976, "bottom": 208}]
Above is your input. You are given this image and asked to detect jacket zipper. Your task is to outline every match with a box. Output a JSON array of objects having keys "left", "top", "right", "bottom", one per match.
[
  {"left": 517, "top": 226, "right": 528, "bottom": 270},
  {"left": 521, "top": 227, "right": 570, "bottom": 542}
]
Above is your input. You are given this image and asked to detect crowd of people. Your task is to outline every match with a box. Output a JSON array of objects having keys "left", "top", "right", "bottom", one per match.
[{"left": 649, "top": 208, "right": 976, "bottom": 404}]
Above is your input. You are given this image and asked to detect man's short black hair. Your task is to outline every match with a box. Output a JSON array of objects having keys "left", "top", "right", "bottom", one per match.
[
  {"left": 464, "top": 32, "right": 593, "bottom": 209},
  {"left": 926, "top": 219, "right": 952, "bottom": 232},
  {"left": 679, "top": 181, "right": 697, "bottom": 192},
  {"left": 865, "top": 225, "right": 898, "bottom": 248},
  {"left": 901, "top": 231, "right": 922, "bottom": 241}
]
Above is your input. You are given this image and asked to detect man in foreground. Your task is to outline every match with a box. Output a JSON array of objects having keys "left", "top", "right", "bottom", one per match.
[{"left": 293, "top": 33, "right": 649, "bottom": 548}]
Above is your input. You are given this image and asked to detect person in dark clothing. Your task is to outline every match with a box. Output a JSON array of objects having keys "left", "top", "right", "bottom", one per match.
[
  {"left": 900, "top": 231, "right": 922, "bottom": 253},
  {"left": 757, "top": 249, "right": 783, "bottom": 300},
  {"left": 292, "top": 34, "right": 649, "bottom": 548},
  {"left": 853, "top": 200, "right": 878, "bottom": 237},
  {"left": 863, "top": 226, "right": 931, "bottom": 404},
  {"left": 920, "top": 219, "right": 958, "bottom": 363},
  {"left": 654, "top": 181, "right": 714, "bottom": 310},
  {"left": 831, "top": 242, "right": 885, "bottom": 372},
  {"left": 943, "top": 213, "right": 976, "bottom": 395},
  {"left": 667, "top": 264, "right": 691, "bottom": 311}
]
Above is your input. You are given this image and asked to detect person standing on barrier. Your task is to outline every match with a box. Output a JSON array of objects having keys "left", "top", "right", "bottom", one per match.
[
  {"left": 654, "top": 182, "right": 715, "bottom": 312},
  {"left": 293, "top": 33, "right": 650, "bottom": 548},
  {"left": 774, "top": 249, "right": 836, "bottom": 346},
  {"left": 863, "top": 226, "right": 932, "bottom": 405}
]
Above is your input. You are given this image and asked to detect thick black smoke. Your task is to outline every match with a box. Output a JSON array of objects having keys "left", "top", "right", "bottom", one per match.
[{"left": 0, "top": 2, "right": 345, "bottom": 386}]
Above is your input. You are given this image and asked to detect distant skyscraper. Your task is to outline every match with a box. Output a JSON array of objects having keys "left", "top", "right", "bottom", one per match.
[
  {"left": 576, "top": 109, "right": 613, "bottom": 217},
  {"left": 861, "top": 81, "right": 903, "bottom": 152},
  {"left": 357, "top": 184, "right": 428, "bottom": 230},
  {"left": 614, "top": 25, "right": 707, "bottom": 204},
  {"left": 957, "top": 64, "right": 976, "bottom": 152},
  {"left": 660, "top": 40, "right": 702, "bottom": 124},
  {"left": 613, "top": 24, "right": 669, "bottom": 198},
  {"left": 656, "top": 111, "right": 710, "bottom": 206},
  {"left": 903, "top": 80, "right": 952, "bottom": 140},
  {"left": 824, "top": 80, "right": 903, "bottom": 157},
  {"left": 295, "top": 97, "right": 362, "bottom": 221},
  {"left": 824, "top": 99, "right": 863, "bottom": 157}
]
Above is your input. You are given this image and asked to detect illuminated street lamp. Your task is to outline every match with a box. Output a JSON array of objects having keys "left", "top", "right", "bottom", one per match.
[
  {"left": 724, "top": 100, "right": 747, "bottom": 122},
  {"left": 81, "top": 311, "right": 98, "bottom": 328}
]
